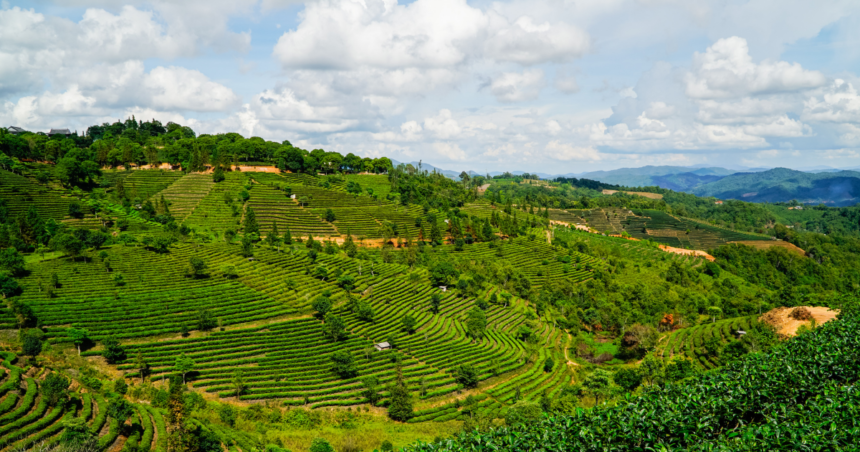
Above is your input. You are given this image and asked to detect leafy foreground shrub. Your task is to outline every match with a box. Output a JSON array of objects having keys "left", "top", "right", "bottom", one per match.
[{"left": 406, "top": 303, "right": 860, "bottom": 451}]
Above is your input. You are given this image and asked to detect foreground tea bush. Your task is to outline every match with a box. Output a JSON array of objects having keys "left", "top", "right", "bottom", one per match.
[{"left": 406, "top": 301, "right": 860, "bottom": 451}]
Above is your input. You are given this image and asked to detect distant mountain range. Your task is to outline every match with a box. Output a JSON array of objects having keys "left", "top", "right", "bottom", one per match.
[
  {"left": 691, "top": 168, "right": 860, "bottom": 206},
  {"left": 395, "top": 161, "right": 860, "bottom": 206}
]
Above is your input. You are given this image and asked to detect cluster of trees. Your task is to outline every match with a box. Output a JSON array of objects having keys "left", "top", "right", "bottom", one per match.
[{"left": 2, "top": 121, "right": 395, "bottom": 190}]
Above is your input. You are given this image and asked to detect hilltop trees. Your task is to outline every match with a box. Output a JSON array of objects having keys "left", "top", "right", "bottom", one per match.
[{"left": 387, "top": 365, "right": 413, "bottom": 421}]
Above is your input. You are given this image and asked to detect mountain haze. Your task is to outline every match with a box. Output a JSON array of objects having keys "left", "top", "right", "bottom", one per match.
[{"left": 692, "top": 168, "right": 860, "bottom": 206}]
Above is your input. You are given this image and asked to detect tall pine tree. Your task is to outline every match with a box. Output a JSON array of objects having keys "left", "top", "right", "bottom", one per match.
[
  {"left": 166, "top": 376, "right": 192, "bottom": 452},
  {"left": 243, "top": 207, "right": 259, "bottom": 236},
  {"left": 387, "top": 364, "right": 413, "bottom": 421}
]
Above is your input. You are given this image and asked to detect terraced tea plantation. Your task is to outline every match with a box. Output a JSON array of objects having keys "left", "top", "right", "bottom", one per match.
[
  {"left": 659, "top": 316, "right": 756, "bottom": 369},
  {"left": 0, "top": 169, "right": 72, "bottom": 221}
]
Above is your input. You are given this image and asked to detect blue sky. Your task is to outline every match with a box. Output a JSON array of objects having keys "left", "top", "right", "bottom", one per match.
[{"left": 3, "top": 0, "right": 860, "bottom": 174}]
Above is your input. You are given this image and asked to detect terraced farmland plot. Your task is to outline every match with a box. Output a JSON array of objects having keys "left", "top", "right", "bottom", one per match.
[
  {"left": 624, "top": 210, "right": 764, "bottom": 249},
  {"left": 118, "top": 319, "right": 449, "bottom": 406},
  {"left": 0, "top": 169, "right": 72, "bottom": 220},
  {"left": 156, "top": 173, "right": 215, "bottom": 220},
  {"left": 660, "top": 316, "right": 754, "bottom": 369},
  {"left": 292, "top": 185, "right": 388, "bottom": 209},
  {"left": 344, "top": 174, "right": 393, "bottom": 198},
  {"left": 245, "top": 182, "right": 339, "bottom": 238},
  {"left": 314, "top": 207, "right": 381, "bottom": 238},
  {"left": 116, "top": 170, "right": 185, "bottom": 201},
  {"left": 183, "top": 172, "right": 248, "bottom": 234}
]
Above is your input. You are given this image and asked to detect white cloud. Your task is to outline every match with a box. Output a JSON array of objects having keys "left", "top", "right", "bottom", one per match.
[
  {"left": 423, "top": 109, "right": 462, "bottom": 139},
  {"left": 490, "top": 70, "right": 546, "bottom": 102},
  {"left": 685, "top": 37, "right": 826, "bottom": 99},
  {"left": 433, "top": 142, "right": 468, "bottom": 161},
  {"left": 273, "top": 0, "right": 487, "bottom": 70},
  {"left": 803, "top": 79, "right": 860, "bottom": 123},
  {"left": 546, "top": 140, "right": 603, "bottom": 161},
  {"left": 484, "top": 15, "right": 590, "bottom": 65},
  {"left": 143, "top": 66, "right": 240, "bottom": 112}
]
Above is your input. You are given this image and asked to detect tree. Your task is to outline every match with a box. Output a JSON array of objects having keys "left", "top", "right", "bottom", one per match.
[
  {"left": 175, "top": 353, "right": 196, "bottom": 384},
  {"left": 114, "top": 376, "right": 128, "bottom": 395},
  {"left": 0, "top": 274, "right": 20, "bottom": 299},
  {"left": 232, "top": 370, "right": 247, "bottom": 399},
  {"left": 241, "top": 234, "right": 254, "bottom": 257},
  {"left": 135, "top": 351, "right": 151, "bottom": 382},
  {"left": 268, "top": 222, "right": 281, "bottom": 250},
  {"left": 107, "top": 398, "right": 134, "bottom": 424},
  {"left": 504, "top": 401, "right": 542, "bottom": 426},
  {"left": 313, "top": 265, "right": 328, "bottom": 281},
  {"left": 330, "top": 351, "right": 357, "bottom": 378},
  {"left": 187, "top": 257, "right": 208, "bottom": 278},
  {"left": 429, "top": 261, "right": 459, "bottom": 287},
  {"left": 51, "top": 233, "right": 84, "bottom": 261},
  {"left": 664, "top": 357, "right": 697, "bottom": 382},
  {"left": 309, "top": 438, "right": 334, "bottom": 452},
  {"left": 455, "top": 364, "right": 479, "bottom": 388},
  {"left": 68, "top": 200, "right": 85, "bottom": 219},
  {"left": 543, "top": 357, "right": 554, "bottom": 373},
  {"left": 639, "top": 354, "right": 664, "bottom": 386},
  {"left": 707, "top": 306, "right": 723, "bottom": 323},
  {"left": 429, "top": 220, "right": 443, "bottom": 244},
  {"left": 67, "top": 328, "right": 92, "bottom": 355},
  {"left": 614, "top": 367, "right": 643, "bottom": 392},
  {"left": 337, "top": 274, "right": 356, "bottom": 291},
  {"left": 582, "top": 368, "right": 614, "bottom": 405},
  {"left": 166, "top": 376, "right": 192, "bottom": 452},
  {"left": 42, "top": 372, "right": 70, "bottom": 406},
  {"left": 197, "top": 309, "right": 216, "bottom": 331},
  {"left": 60, "top": 417, "right": 93, "bottom": 447},
  {"left": 102, "top": 336, "right": 126, "bottom": 364},
  {"left": 312, "top": 296, "right": 332, "bottom": 317},
  {"left": 357, "top": 301, "right": 374, "bottom": 322},
  {"left": 283, "top": 227, "right": 293, "bottom": 245},
  {"left": 465, "top": 308, "right": 487, "bottom": 340},
  {"left": 219, "top": 404, "right": 236, "bottom": 427},
  {"left": 0, "top": 248, "right": 25, "bottom": 276},
  {"left": 362, "top": 376, "right": 380, "bottom": 405},
  {"left": 22, "top": 332, "right": 42, "bottom": 357},
  {"left": 212, "top": 165, "right": 225, "bottom": 183},
  {"left": 324, "top": 209, "right": 336, "bottom": 222},
  {"left": 387, "top": 365, "right": 413, "bottom": 421},
  {"left": 323, "top": 313, "right": 347, "bottom": 341},
  {"left": 429, "top": 293, "right": 441, "bottom": 314},
  {"left": 342, "top": 231, "right": 357, "bottom": 257},
  {"left": 402, "top": 314, "right": 417, "bottom": 334},
  {"left": 243, "top": 207, "right": 259, "bottom": 235}
]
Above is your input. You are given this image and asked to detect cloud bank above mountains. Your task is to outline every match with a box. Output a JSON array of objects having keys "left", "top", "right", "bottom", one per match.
[{"left": 2, "top": 0, "right": 860, "bottom": 172}]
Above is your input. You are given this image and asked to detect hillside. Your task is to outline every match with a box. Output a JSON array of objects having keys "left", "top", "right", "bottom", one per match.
[
  {"left": 579, "top": 166, "right": 737, "bottom": 188},
  {"left": 3, "top": 121, "right": 860, "bottom": 452},
  {"left": 692, "top": 167, "right": 860, "bottom": 206}
]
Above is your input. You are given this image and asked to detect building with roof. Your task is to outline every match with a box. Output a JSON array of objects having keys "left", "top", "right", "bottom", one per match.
[
  {"left": 48, "top": 128, "right": 72, "bottom": 136},
  {"left": 374, "top": 342, "right": 391, "bottom": 351},
  {"left": 6, "top": 126, "right": 26, "bottom": 135}
]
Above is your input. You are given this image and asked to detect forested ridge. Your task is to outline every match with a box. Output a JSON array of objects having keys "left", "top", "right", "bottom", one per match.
[{"left": 0, "top": 120, "right": 859, "bottom": 451}]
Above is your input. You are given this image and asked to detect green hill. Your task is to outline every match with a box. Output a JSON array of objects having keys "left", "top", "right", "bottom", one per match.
[{"left": 692, "top": 167, "right": 860, "bottom": 206}]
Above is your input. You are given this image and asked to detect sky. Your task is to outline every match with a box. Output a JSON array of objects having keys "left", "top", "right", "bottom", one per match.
[{"left": 3, "top": 0, "right": 860, "bottom": 174}]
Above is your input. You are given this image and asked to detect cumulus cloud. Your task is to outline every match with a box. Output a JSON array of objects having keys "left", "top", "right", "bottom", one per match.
[
  {"left": 484, "top": 16, "right": 590, "bottom": 65},
  {"left": 685, "top": 37, "right": 826, "bottom": 99},
  {"left": 424, "top": 110, "right": 463, "bottom": 139},
  {"left": 490, "top": 70, "right": 546, "bottom": 102},
  {"left": 803, "top": 79, "right": 860, "bottom": 123}
]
